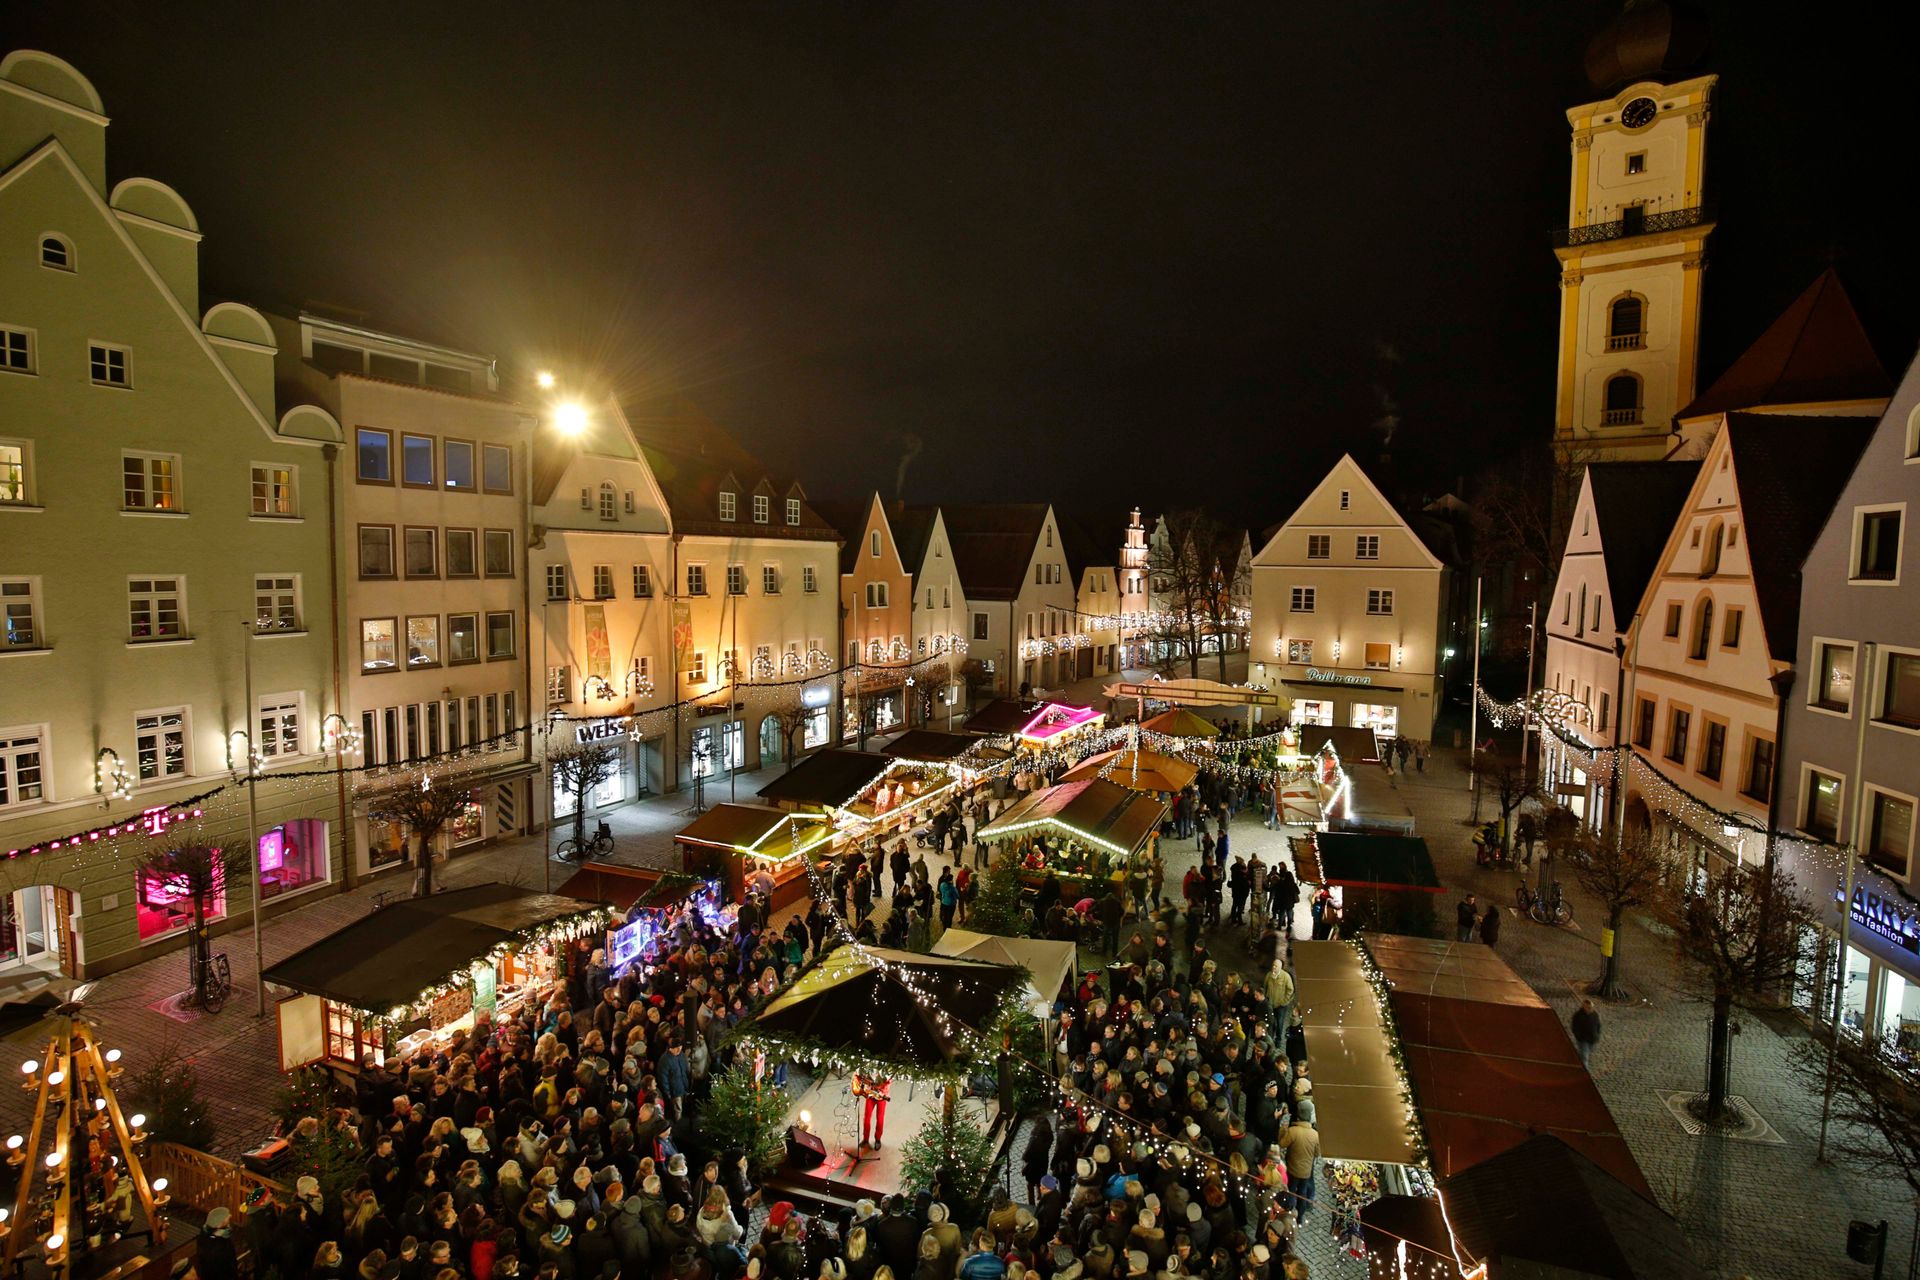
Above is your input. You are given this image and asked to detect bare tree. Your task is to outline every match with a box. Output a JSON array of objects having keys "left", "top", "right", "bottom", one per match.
[
  {"left": 1660, "top": 859, "right": 1817, "bottom": 1125},
  {"left": 359, "top": 770, "right": 483, "bottom": 898},
  {"left": 1198, "top": 535, "right": 1253, "bottom": 682},
  {"left": 1469, "top": 750, "right": 1540, "bottom": 860},
  {"left": 771, "top": 702, "right": 815, "bottom": 772},
  {"left": 139, "top": 838, "right": 248, "bottom": 1009},
  {"left": 959, "top": 658, "right": 995, "bottom": 710},
  {"left": 1791, "top": 1033, "right": 1920, "bottom": 1203},
  {"left": 1567, "top": 826, "right": 1667, "bottom": 1000},
  {"left": 1147, "top": 510, "right": 1238, "bottom": 680},
  {"left": 549, "top": 741, "right": 623, "bottom": 851}
]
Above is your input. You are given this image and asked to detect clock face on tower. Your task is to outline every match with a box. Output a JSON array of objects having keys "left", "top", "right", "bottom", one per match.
[{"left": 1622, "top": 97, "right": 1658, "bottom": 129}]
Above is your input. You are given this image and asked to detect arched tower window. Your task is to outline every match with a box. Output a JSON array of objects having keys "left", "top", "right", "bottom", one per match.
[
  {"left": 1607, "top": 294, "right": 1644, "bottom": 351},
  {"left": 1701, "top": 519, "right": 1724, "bottom": 578},
  {"left": 39, "top": 234, "right": 73, "bottom": 271},
  {"left": 597, "top": 482, "right": 617, "bottom": 521},
  {"left": 1689, "top": 597, "right": 1714, "bottom": 661},
  {"left": 1602, "top": 373, "right": 1642, "bottom": 426}
]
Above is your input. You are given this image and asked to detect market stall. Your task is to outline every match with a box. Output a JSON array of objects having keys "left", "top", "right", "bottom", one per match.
[
  {"left": 757, "top": 748, "right": 894, "bottom": 816},
  {"left": 977, "top": 777, "right": 1166, "bottom": 899},
  {"left": 929, "top": 928, "right": 1076, "bottom": 1016},
  {"left": 603, "top": 874, "right": 731, "bottom": 975},
  {"left": 673, "top": 803, "right": 834, "bottom": 912},
  {"left": 266, "top": 882, "right": 611, "bottom": 1074},
  {"left": 1296, "top": 831, "right": 1443, "bottom": 935},
  {"left": 1138, "top": 706, "right": 1220, "bottom": 739},
  {"left": 1058, "top": 746, "right": 1197, "bottom": 796},
  {"left": 964, "top": 697, "right": 1105, "bottom": 751}
]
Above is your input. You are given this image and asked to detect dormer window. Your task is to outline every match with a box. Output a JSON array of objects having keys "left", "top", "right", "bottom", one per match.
[
  {"left": 753, "top": 494, "right": 769, "bottom": 524},
  {"left": 786, "top": 497, "right": 801, "bottom": 526},
  {"left": 719, "top": 491, "right": 736, "bottom": 521},
  {"left": 40, "top": 235, "right": 73, "bottom": 271}
]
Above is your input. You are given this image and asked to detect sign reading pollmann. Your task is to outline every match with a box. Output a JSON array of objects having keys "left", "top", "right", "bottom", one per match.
[{"left": 1302, "top": 668, "right": 1373, "bottom": 687}]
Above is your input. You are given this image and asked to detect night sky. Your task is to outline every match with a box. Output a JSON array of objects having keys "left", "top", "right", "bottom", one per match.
[{"left": 3, "top": 2, "right": 1906, "bottom": 531}]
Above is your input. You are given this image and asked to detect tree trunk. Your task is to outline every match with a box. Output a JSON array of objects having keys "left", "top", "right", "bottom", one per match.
[
  {"left": 1703, "top": 990, "right": 1734, "bottom": 1122},
  {"left": 1593, "top": 904, "right": 1627, "bottom": 1000},
  {"left": 414, "top": 831, "right": 435, "bottom": 898},
  {"left": 572, "top": 786, "right": 589, "bottom": 848},
  {"left": 1214, "top": 643, "right": 1227, "bottom": 682},
  {"left": 190, "top": 892, "right": 210, "bottom": 1006}
]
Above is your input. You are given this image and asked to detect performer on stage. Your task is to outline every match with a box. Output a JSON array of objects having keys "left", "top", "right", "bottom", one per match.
[{"left": 851, "top": 1070, "right": 892, "bottom": 1151}]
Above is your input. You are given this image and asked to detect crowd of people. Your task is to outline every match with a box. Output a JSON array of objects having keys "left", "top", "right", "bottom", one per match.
[{"left": 196, "top": 725, "right": 1339, "bottom": 1280}]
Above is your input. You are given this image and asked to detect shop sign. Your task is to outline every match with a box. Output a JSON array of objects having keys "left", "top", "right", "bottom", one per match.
[
  {"left": 608, "top": 917, "right": 650, "bottom": 970},
  {"left": 802, "top": 684, "right": 833, "bottom": 709},
  {"left": 1303, "top": 667, "right": 1372, "bottom": 687},
  {"left": 1848, "top": 884, "right": 1920, "bottom": 956},
  {"left": 576, "top": 716, "right": 629, "bottom": 745}
]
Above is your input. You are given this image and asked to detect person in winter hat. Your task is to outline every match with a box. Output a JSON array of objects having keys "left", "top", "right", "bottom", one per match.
[{"left": 921, "top": 1202, "right": 964, "bottom": 1280}]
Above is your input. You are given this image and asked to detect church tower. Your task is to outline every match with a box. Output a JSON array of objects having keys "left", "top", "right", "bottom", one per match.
[{"left": 1554, "top": 2, "right": 1715, "bottom": 466}]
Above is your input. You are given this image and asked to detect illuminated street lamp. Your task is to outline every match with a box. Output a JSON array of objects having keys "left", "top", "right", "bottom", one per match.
[{"left": 554, "top": 401, "right": 589, "bottom": 436}]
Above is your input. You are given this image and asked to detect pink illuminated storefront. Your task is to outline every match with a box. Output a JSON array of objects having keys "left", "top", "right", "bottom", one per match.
[{"left": 134, "top": 816, "right": 333, "bottom": 943}]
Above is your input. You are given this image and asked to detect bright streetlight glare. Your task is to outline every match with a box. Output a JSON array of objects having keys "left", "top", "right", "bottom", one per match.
[
  {"left": 554, "top": 402, "right": 589, "bottom": 436},
  {"left": 536, "top": 370, "right": 556, "bottom": 389}
]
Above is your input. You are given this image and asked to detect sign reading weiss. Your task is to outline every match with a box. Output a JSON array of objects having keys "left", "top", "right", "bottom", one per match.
[{"left": 1302, "top": 667, "right": 1373, "bottom": 687}]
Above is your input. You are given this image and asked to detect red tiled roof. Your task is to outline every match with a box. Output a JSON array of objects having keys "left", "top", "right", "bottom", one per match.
[{"left": 1680, "top": 268, "right": 1892, "bottom": 420}]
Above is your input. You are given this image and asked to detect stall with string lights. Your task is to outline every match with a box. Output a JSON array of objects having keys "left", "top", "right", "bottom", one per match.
[
  {"left": 977, "top": 777, "right": 1166, "bottom": 899},
  {"left": 263, "top": 883, "right": 610, "bottom": 1075},
  {"left": 673, "top": 804, "right": 835, "bottom": 911}
]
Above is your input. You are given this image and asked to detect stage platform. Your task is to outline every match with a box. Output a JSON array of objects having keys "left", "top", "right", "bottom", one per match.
[{"left": 762, "top": 1070, "right": 1000, "bottom": 1208}]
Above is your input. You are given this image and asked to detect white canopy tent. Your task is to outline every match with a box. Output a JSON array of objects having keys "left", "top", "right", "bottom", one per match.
[{"left": 930, "top": 929, "right": 1077, "bottom": 1016}]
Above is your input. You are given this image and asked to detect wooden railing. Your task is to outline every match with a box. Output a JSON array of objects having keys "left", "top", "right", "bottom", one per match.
[{"left": 145, "top": 1142, "right": 288, "bottom": 1218}]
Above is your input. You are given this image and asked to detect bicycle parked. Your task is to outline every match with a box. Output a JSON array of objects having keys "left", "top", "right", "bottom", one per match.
[
  {"left": 556, "top": 818, "right": 616, "bottom": 862},
  {"left": 1514, "top": 878, "right": 1574, "bottom": 926}
]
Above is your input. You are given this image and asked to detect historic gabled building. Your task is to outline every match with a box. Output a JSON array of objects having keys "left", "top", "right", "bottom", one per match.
[
  {"left": 1251, "top": 455, "right": 1448, "bottom": 740},
  {"left": 1, "top": 52, "right": 342, "bottom": 980},
  {"left": 813, "top": 495, "right": 915, "bottom": 739},
  {"left": 1781, "top": 345, "right": 1920, "bottom": 1041},
  {"left": 1553, "top": 4, "right": 1716, "bottom": 467},
  {"left": 943, "top": 504, "right": 1076, "bottom": 696},
  {"left": 1620, "top": 414, "right": 1872, "bottom": 885},
  {"left": 892, "top": 504, "right": 970, "bottom": 724},
  {"left": 1541, "top": 461, "right": 1699, "bottom": 827},
  {"left": 1117, "top": 508, "right": 1151, "bottom": 668}
]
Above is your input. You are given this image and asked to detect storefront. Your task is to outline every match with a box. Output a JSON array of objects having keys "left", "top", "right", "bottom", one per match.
[
  {"left": 267, "top": 882, "right": 611, "bottom": 1074},
  {"left": 1782, "top": 842, "right": 1920, "bottom": 1070},
  {"left": 257, "top": 817, "right": 332, "bottom": 902},
  {"left": 1292, "top": 698, "right": 1334, "bottom": 728},
  {"left": 560, "top": 716, "right": 660, "bottom": 815},
  {"left": 362, "top": 771, "right": 531, "bottom": 878},
  {"left": 688, "top": 715, "right": 745, "bottom": 780},
  {"left": 1, "top": 884, "right": 64, "bottom": 977},
  {"left": 674, "top": 804, "right": 832, "bottom": 913},
  {"left": 1279, "top": 668, "right": 1439, "bottom": 741},
  {"left": 1348, "top": 702, "right": 1399, "bottom": 735}
]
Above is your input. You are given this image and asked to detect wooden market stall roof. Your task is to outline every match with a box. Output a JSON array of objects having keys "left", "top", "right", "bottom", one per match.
[
  {"left": 1313, "top": 832, "right": 1443, "bottom": 892},
  {"left": 673, "top": 803, "right": 832, "bottom": 863},
  {"left": 883, "top": 730, "right": 986, "bottom": 761},
  {"left": 556, "top": 861, "right": 677, "bottom": 911},
  {"left": 1289, "top": 940, "right": 1420, "bottom": 1167},
  {"left": 1295, "top": 725, "right": 1382, "bottom": 764},
  {"left": 262, "top": 883, "right": 607, "bottom": 1016},
  {"left": 963, "top": 697, "right": 1047, "bottom": 736},
  {"left": 1059, "top": 747, "right": 1198, "bottom": 795},
  {"left": 1139, "top": 707, "right": 1220, "bottom": 739},
  {"left": 1364, "top": 934, "right": 1653, "bottom": 1197},
  {"left": 978, "top": 778, "right": 1168, "bottom": 856},
  {"left": 755, "top": 748, "right": 892, "bottom": 810}
]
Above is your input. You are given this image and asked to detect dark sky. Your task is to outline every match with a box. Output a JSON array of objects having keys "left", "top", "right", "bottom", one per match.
[{"left": 4, "top": 2, "right": 1906, "bottom": 530}]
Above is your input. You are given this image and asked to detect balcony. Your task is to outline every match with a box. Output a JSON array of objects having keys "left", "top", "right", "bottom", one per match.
[
  {"left": 1606, "top": 333, "right": 1645, "bottom": 352},
  {"left": 1554, "top": 203, "right": 1710, "bottom": 249},
  {"left": 1600, "top": 408, "right": 1643, "bottom": 427}
]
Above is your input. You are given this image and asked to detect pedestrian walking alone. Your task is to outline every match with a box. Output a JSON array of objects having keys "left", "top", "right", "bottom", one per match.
[
  {"left": 1571, "top": 999, "right": 1601, "bottom": 1068},
  {"left": 1455, "top": 893, "right": 1477, "bottom": 943}
]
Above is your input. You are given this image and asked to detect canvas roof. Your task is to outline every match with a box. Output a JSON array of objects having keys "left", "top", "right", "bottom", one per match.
[
  {"left": 1313, "top": 832, "right": 1443, "bottom": 891},
  {"left": 1585, "top": 462, "right": 1701, "bottom": 619},
  {"left": 1140, "top": 707, "right": 1220, "bottom": 739},
  {"left": 673, "top": 803, "right": 794, "bottom": 850},
  {"left": 756, "top": 748, "right": 892, "bottom": 809},
  {"left": 1059, "top": 748, "right": 1198, "bottom": 795},
  {"left": 1680, "top": 268, "right": 1891, "bottom": 420},
  {"left": 263, "top": 883, "right": 605, "bottom": 1015},
  {"left": 929, "top": 929, "right": 1077, "bottom": 1009},
  {"left": 978, "top": 778, "right": 1168, "bottom": 856},
  {"left": 555, "top": 861, "right": 675, "bottom": 910},
  {"left": 1364, "top": 934, "right": 1652, "bottom": 1197},
  {"left": 750, "top": 944, "right": 1025, "bottom": 1075}
]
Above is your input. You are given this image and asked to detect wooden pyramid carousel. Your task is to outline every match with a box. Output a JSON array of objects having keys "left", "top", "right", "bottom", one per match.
[{"left": 3, "top": 982, "right": 171, "bottom": 1276}]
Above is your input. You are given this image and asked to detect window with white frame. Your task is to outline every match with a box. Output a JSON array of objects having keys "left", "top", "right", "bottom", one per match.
[
  {"left": 486, "top": 611, "right": 514, "bottom": 659},
  {"left": 0, "top": 729, "right": 44, "bottom": 807},
  {"left": 89, "top": 343, "right": 129, "bottom": 387},
  {"left": 1367, "top": 589, "right": 1394, "bottom": 615},
  {"left": 1339, "top": 490, "right": 1351, "bottom": 510},
  {"left": 1289, "top": 587, "right": 1315, "bottom": 613},
  {"left": 547, "top": 665, "right": 570, "bottom": 706},
  {"left": 128, "top": 577, "right": 184, "bottom": 641},
  {"left": 689, "top": 650, "right": 707, "bottom": 683},
  {"left": 871, "top": 530, "right": 882, "bottom": 557},
  {"left": 786, "top": 497, "right": 801, "bottom": 526},
  {"left": 598, "top": 483, "right": 617, "bottom": 521},
  {"left": 632, "top": 564, "right": 653, "bottom": 597},
  {"left": 406, "top": 616, "right": 440, "bottom": 666},
  {"left": 253, "top": 575, "right": 299, "bottom": 632},
  {"left": 1307, "top": 535, "right": 1329, "bottom": 559},
  {"left": 1287, "top": 638, "right": 1313, "bottom": 663},
  {"left": 718, "top": 491, "right": 737, "bottom": 521},
  {"left": 484, "top": 529, "right": 515, "bottom": 577},
  {"left": 1854, "top": 506, "right": 1904, "bottom": 583},
  {"left": 0, "top": 326, "right": 34, "bottom": 377},
  {"left": 448, "top": 613, "right": 479, "bottom": 663},
  {"left": 754, "top": 494, "right": 769, "bottom": 524},
  {"left": 134, "top": 709, "right": 188, "bottom": 781},
  {"left": 867, "top": 582, "right": 890, "bottom": 608},
  {"left": 1355, "top": 535, "right": 1379, "bottom": 559},
  {"left": 445, "top": 529, "right": 477, "bottom": 577},
  {"left": 258, "top": 694, "right": 302, "bottom": 758},
  {"left": 802, "top": 565, "right": 817, "bottom": 593},
  {"left": 2, "top": 579, "right": 41, "bottom": 649},
  {"left": 686, "top": 563, "right": 707, "bottom": 596},
  {"left": 40, "top": 235, "right": 72, "bottom": 270},
  {"left": 727, "top": 564, "right": 746, "bottom": 595},
  {"left": 592, "top": 565, "right": 614, "bottom": 599},
  {"left": 546, "top": 563, "right": 569, "bottom": 601},
  {"left": 0, "top": 327, "right": 32, "bottom": 375},
  {"left": 250, "top": 464, "right": 295, "bottom": 517},
  {"left": 762, "top": 564, "right": 780, "bottom": 594},
  {"left": 0, "top": 440, "right": 30, "bottom": 504},
  {"left": 122, "top": 452, "right": 180, "bottom": 511}
]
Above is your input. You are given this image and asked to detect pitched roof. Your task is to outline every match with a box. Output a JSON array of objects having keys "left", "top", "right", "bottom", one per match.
[
  {"left": 1725, "top": 413, "right": 1876, "bottom": 658},
  {"left": 755, "top": 748, "right": 892, "bottom": 810},
  {"left": 889, "top": 504, "right": 939, "bottom": 579},
  {"left": 1585, "top": 461, "right": 1701, "bottom": 617},
  {"left": 618, "top": 396, "right": 840, "bottom": 540},
  {"left": 941, "top": 504, "right": 1052, "bottom": 599},
  {"left": 810, "top": 497, "right": 879, "bottom": 575},
  {"left": 1680, "top": 269, "right": 1892, "bottom": 420},
  {"left": 1054, "top": 508, "right": 1125, "bottom": 582}
]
